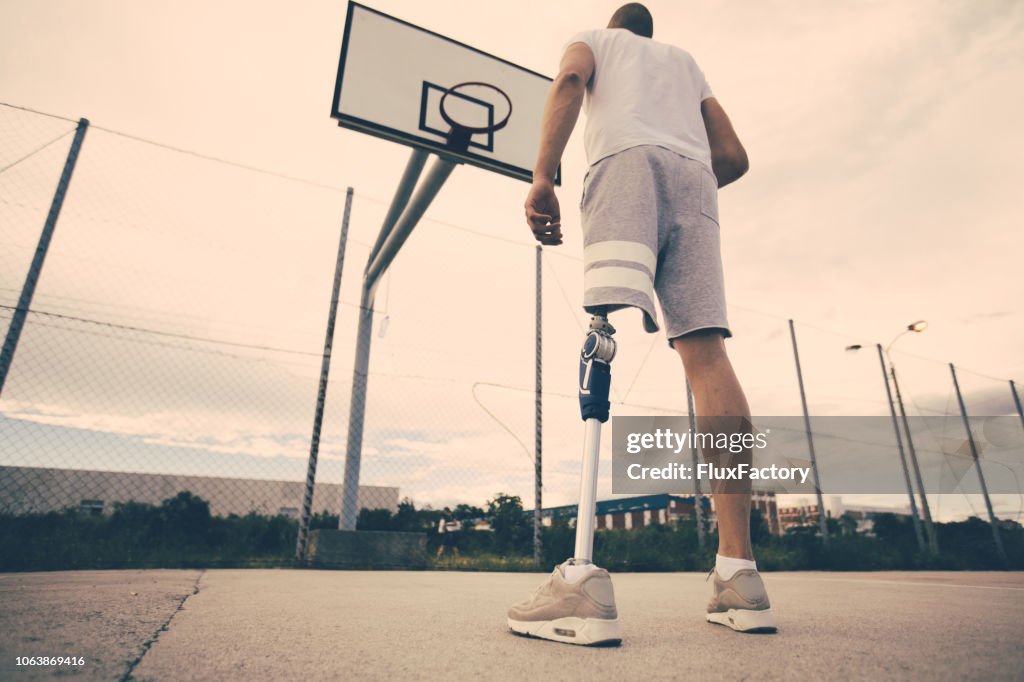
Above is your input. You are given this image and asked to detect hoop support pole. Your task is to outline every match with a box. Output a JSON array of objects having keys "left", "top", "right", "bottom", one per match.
[
  {"left": 365, "top": 148, "right": 430, "bottom": 272},
  {"left": 365, "top": 156, "right": 457, "bottom": 291},
  {"left": 339, "top": 153, "right": 458, "bottom": 531}
]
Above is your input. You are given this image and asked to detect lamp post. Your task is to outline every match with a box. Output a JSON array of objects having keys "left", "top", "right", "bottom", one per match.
[
  {"left": 844, "top": 342, "right": 926, "bottom": 553},
  {"left": 885, "top": 321, "right": 938, "bottom": 556}
]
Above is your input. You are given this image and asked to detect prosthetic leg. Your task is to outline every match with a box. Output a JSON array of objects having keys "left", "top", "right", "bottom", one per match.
[
  {"left": 506, "top": 312, "right": 622, "bottom": 645},
  {"left": 573, "top": 313, "right": 617, "bottom": 563}
]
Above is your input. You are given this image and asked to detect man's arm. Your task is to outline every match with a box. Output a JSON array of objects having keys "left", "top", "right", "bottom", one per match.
[
  {"left": 524, "top": 41, "right": 595, "bottom": 246},
  {"left": 701, "top": 97, "right": 749, "bottom": 188}
]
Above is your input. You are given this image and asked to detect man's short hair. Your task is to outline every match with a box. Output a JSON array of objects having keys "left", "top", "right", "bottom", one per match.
[{"left": 608, "top": 3, "right": 653, "bottom": 38}]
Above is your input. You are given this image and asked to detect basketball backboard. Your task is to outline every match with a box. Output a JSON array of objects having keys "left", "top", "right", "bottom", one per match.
[{"left": 331, "top": 2, "right": 559, "bottom": 184}]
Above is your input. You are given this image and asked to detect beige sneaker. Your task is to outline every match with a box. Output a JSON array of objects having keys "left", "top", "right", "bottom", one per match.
[
  {"left": 706, "top": 568, "right": 777, "bottom": 632},
  {"left": 507, "top": 561, "right": 622, "bottom": 646}
]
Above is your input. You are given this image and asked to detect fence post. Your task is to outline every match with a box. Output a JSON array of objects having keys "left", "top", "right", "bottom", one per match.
[
  {"left": 1011, "top": 380, "right": 1024, "bottom": 434},
  {"left": 950, "top": 364, "right": 1007, "bottom": 564},
  {"left": 296, "top": 188, "right": 353, "bottom": 563},
  {"left": 533, "top": 246, "right": 543, "bottom": 567},
  {"left": 888, "top": 359, "right": 939, "bottom": 555},
  {"left": 787, "top": 320, "right": 829, "bottom": 542},
  {"left": 0, "top": 118, "right": 89, "bottom": 398}
]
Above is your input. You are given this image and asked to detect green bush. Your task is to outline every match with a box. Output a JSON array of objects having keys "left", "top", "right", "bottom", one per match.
[{"left": 2, "top": 490, "right": 1021, "bottom": 572}]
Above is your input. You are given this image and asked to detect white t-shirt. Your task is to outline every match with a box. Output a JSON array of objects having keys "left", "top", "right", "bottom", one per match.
[{"left": 567, "top": 29, "right": 714, "bottom": 170}]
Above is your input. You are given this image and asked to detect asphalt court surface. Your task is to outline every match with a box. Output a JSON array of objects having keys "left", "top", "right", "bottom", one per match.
[{"left": 2, "top": 569, "right": 1022, "bottom": 680}]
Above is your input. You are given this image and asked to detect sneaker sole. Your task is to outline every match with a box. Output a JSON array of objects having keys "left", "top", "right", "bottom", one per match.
[
  {"left": 706, "top": 608, "right": 777, "bottom": 633},
  {"left": 507, "top": 616, "right": 622, "bottom": 646}
]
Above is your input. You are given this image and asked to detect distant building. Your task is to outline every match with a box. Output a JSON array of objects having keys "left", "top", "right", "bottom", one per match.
[
  {"left": 540, "top": 491, "right": 777, "bottom": 533},
  {"left": 0, "top": 465, "right": 398, "bottom": 518},
  {"left": 747, "top": 491, "right": 781, "bottom": 535},
  {"left": 778, "top": 502, "right": 825, "bottom": 533},
  {"left": 777, "top": 496, "right": 911, "bottom": 534}
]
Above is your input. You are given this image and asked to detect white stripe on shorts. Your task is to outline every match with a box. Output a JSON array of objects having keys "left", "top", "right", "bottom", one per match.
[
  {"left": 584, "top": 266, "right": 654, "bottom": 298},
  {"left": 583, "top": 240, "right": 657, "bottom": 274}
]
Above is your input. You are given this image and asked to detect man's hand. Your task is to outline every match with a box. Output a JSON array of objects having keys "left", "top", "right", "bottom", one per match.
[
  {"left": 524, "top": 41, "right": 593, "bottom": 247},
  {"left": 525, "top": 179, "right": 562, "bottom": 246}
]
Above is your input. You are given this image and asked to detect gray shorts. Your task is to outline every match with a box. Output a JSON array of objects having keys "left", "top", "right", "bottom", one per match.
[{"left": 580, "top": 145, "right": 731, "bottom": 340}]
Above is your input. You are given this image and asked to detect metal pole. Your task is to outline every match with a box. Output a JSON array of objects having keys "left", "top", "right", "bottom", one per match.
[
  {"left": 366, "top": 149, "right": 429, "bottom": 267},
  {"left": 788, "top": 320, "right": 829, "bottom": 542},
  {"left": 950, "top": 364, "right": 1007, "bottom": 564},
  {"left": 0, "top": 118, "right": 89, "bottom": 398},
  {"left": 686, "top": 378, "right": 705, "bottom": 549},
  {"left": 574, "top": 419, "right": 602, "bottom": 561},
  {"left": 364, "top": 158, "right": 458, "bottom": 286},
  {"left": 533, "top": 246, "right": 543, "bottom": 567},
  {"left": 876, "top": 344, "right": 925, "bottom": 553},
  {"left": 889, "top": 361, "right": 939, "bottom": 555},
  {"left": 573, "top": 315, "right": 616, "bottom": 562},
  {"left": 339, "top": 289, "right": 374, "bottom": 531},
  {"left": 296, "top": 188, "right": 353, "bottom": 562},
  {"left": 339, "top": 156, "right": 458, "bottom": 530},
  {"left": 1011, "top": 380, "right": 1024, "bottom": 434}
]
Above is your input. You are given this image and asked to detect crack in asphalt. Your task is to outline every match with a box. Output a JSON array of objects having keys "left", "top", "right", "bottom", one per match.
[{"left": 120, "top": 570, "right": 205, "bottom": 682}]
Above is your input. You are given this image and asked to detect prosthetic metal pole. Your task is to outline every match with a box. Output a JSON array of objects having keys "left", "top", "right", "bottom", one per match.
[{"left": 573, "top": 314, "right": 616, "bottom": 563}]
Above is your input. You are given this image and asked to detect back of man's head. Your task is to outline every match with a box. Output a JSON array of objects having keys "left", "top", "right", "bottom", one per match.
[{"left": 608, "top": 3, "right": 654, "bottom": 38}]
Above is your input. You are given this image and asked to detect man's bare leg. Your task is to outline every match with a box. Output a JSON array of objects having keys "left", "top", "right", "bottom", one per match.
[
  {"left": 673, "top": 329, "right": 775, "bottom": 631},
  {"left": 671, "top": 329, "right": 752, "bottom": 560}
]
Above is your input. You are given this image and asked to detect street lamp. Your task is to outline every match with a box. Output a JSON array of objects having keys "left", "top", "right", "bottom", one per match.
[
  {"left": 845, "top": 341, "right": 926, "bottom": 553},
  {"left": 885, "top": 321, "right": 938, "bottom": 556}
]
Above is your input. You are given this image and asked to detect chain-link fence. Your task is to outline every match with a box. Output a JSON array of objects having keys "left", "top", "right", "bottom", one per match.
[{"left": 2, "top": 103, "right": 1023, "bottom": 568}]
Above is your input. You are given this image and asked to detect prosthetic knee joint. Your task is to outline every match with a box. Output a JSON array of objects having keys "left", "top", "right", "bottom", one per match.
[
  {"left": 579, "top": 315, "right": 617, "bottom": 422},
  {"left": 573, "top": 314, "right": 616, "bottom": 563}
]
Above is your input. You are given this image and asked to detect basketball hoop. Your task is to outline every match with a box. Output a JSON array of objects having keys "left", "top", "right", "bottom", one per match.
[{"left": 439, "top": 81, "right": 512, "bottom": 153}]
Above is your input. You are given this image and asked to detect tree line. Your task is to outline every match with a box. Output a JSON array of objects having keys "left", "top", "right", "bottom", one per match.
[{"left": 0, "top": 491, "right": 1019, "bottom": 571}]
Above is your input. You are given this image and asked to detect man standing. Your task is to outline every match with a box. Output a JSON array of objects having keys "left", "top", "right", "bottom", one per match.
[
  {"left": 507, "top": 3, "right": 775, "bottom": 644},
  {"left": 436, "top": 507, "right": 462, "bottom": 561}
]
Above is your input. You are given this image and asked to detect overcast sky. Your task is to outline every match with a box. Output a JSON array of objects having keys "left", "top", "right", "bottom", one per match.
[{"left": 1, "top": 0, "right": 1022, "bottom": 521}]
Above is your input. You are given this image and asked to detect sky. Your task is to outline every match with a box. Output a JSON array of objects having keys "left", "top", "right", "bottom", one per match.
[{"left": 1, "top": 0, "right": 1022, "bottom": 522}]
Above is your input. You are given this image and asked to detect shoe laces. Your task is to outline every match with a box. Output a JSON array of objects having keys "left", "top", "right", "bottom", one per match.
[{"left": 525, "top": 566, "right": 561, "bottom": 602}]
